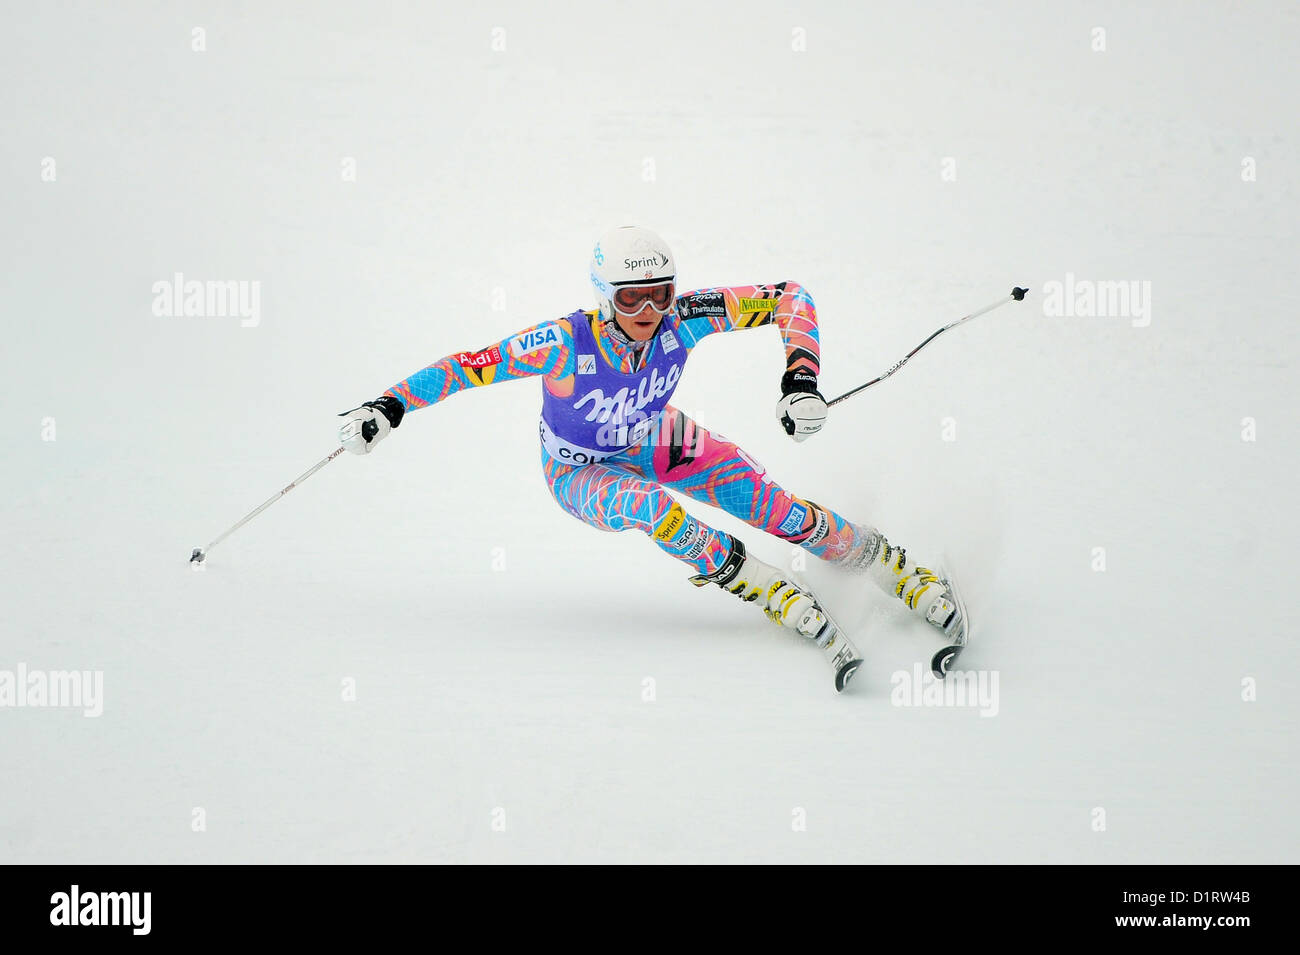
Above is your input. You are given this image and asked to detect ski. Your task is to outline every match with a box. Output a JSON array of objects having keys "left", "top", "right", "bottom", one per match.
[
  {"left": 928, "top": 567, "right": 971, "bottom": 679},
  {"left": 820, "top": 622, "right": 863, "bottom": 692},
  {"left": 804, "top": 600, "right": 862, "bottom": 692},
  {"left": 782, "top": 567, "right": 863, "bottom": 692}
]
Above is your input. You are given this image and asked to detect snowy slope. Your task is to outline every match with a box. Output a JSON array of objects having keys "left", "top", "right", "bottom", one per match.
[{"left": 1, "top": 1, "right": 1296, "bottom": 863}]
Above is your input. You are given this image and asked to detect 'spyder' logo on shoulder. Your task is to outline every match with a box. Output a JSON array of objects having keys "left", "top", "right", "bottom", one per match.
[
  {"left": 576, "top": 353, "right": 597, "bottom": 375},
  {"left": 677, "top": 291, "right": 725, "bottom": 319},
  {"left": 509, "top": 323, "right": 562, "bottom": 357},
  {"left": 457, "top": 346, "right": 502, "bottom": 368}
]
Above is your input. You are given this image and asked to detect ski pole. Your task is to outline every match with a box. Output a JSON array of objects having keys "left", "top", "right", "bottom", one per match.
[
  {"left": 189, "top": 446, "right": 347, "bottom": 564},
  {"left": 826, "top": 287, "right": 1029, "bottom": 407}
]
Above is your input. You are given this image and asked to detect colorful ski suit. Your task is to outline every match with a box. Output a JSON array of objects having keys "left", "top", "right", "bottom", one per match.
[{"left": 384, "top": 281, "right": 879, "bottom": 577}]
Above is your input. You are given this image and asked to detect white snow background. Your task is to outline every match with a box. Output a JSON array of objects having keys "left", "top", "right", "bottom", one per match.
[{"left": 1, "top": 1, "right": 1296, "bottom": 863}]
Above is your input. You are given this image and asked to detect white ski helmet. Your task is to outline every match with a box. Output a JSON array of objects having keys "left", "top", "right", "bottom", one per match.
[{"left": 589, "top": 226, "right": 676, "bottom": 320}]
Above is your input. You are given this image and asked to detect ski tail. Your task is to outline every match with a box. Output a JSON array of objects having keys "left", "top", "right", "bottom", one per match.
[{"left": 929, "top": 563, "right": 970, "bottom": 679}]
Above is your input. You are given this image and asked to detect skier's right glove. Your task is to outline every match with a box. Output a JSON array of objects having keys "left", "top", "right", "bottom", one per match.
[{"left": 338, "top": 396, "right": 405, "bottom": 454}]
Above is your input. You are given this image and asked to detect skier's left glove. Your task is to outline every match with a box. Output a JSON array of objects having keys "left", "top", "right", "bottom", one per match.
[
  {"left": 339, "top": 396, "right": 405, "bottom": 454},
  {"left": 775, "top": 369, "right": 827, "bottom": 442}
]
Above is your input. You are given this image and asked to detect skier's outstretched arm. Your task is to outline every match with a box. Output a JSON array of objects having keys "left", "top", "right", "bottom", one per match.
[
  {"left": 675, "top": 281, "right": 827, "bottom": 441},
  {"left": 338, "top": 317, "right": 575, "bottom": 454}
]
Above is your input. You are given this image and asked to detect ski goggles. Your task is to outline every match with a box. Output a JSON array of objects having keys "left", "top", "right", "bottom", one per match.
[{"left": 612, "top": 280, "right": 675, "bottom": 316}]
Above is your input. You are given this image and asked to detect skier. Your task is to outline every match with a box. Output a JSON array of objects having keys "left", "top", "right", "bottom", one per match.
[{"left": 338, "top": 226, "right": 967, "bottom": 687}]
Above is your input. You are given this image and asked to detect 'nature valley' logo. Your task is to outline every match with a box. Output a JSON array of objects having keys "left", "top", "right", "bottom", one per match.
[{"left": 738, "top": 297, "right": 778, "bottom": 314}]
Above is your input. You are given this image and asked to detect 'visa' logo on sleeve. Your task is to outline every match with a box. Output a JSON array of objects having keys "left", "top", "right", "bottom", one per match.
[{"left": 509, "top": 323, "right": 562, "bottom": 357}]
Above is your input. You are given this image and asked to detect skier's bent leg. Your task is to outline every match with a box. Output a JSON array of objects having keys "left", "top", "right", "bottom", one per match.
[
  {"left": 541, "top": 451, "right": 827, "bottom": 638},
  {"left": 541, "top": 452, "right": 731, "bottom": 575}
]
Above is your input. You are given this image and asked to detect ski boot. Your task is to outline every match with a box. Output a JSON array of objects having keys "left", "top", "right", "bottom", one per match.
[
  {"left": 843, "top": 529, "right": 971, "bottom": 678},
  {"left": 691, "top": 539, "right": 863, "bottom": 691}
]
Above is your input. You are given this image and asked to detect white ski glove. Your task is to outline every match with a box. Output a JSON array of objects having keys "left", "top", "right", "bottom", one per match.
[
  {"left": 775, "top": 370, "right": 827, "bottom": 442},
  {"left": 338, "top": 396, "right": 405, "bottom": 454}
]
